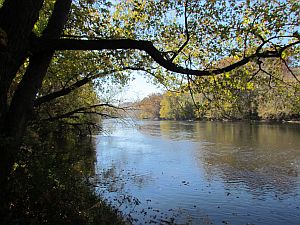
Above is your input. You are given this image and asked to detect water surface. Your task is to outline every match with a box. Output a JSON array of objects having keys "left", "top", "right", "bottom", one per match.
[{"left": 95, "top": 120, "right": 300, "bottom": 225}]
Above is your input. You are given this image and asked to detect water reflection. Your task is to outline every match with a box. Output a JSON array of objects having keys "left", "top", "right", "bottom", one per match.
[
  {"left": 54, "top": 135, "right": 97, "bottom": 177},
  {"left": 96, "top": 120, "right": 300, "bottom": 225},
  {"left": 95, "top": 162, "right": 154, "bottom": 193},
  {"left": 187, "top": 122, "right": 300, "bottom": 197},
  {"left": 140, "top": 121, "right": 300, "bottom": 196}
]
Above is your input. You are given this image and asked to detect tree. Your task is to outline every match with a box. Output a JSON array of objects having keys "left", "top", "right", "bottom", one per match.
[
  {"left": 138, "top": 93, "right": 162, "bottom": 119},
  {"left": 0, "top": 0, "right": 299, "bottom": 187},
  {"left": 160, "top": 91, "right": 195, "bottom": 120}
]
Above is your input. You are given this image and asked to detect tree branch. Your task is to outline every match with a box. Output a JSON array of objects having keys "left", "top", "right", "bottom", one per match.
[
  {"left": 43, "top": 103, "right": 123, "bottom": 121},
  {"left": 31, "top": 37, "right": 296, "bottom": 77},
  {"left": 280, "top": 57, "right": 300, "bottom": 83},
  {"left": 35, "top": 73, "right": 92, "bottom": 106},
  {"left": 170, "top": 0, "right": 190, "bottom": 62},
  {"left": 34, "top": 69, "right": 119, "bottom": 106}
]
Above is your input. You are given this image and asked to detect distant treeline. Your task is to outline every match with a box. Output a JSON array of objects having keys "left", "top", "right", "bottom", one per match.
[{"left": 136, "top": 65, "right": 300, "bottom": 121}]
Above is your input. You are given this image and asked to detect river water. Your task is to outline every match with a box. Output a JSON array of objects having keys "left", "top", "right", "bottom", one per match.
[{"left": 94, "top": 119, "right": 300, "bottom": 225}]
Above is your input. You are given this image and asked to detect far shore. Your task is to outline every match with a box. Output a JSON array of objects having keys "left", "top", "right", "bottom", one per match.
[{"left": 139, "top": 117, "right": 300, "bottom": 124}]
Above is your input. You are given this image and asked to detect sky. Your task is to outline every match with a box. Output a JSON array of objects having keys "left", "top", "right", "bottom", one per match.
[{"left": 116, "top": 73, "right": 164, "bottom": 102}]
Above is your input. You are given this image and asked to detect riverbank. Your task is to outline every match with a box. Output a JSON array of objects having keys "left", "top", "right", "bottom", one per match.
[
  {"left": 1, "top": 133, "right": 127, "bottom": 225},
  {"left": 147, "top": 117, "right": 300, "bottom": 124}
]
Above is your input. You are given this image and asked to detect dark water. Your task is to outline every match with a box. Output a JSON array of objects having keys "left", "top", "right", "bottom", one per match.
[{"left": 94, "top": 120, "right": 300, "bottom": 225}]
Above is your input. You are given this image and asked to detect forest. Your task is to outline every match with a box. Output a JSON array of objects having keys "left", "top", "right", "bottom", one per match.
[{"left": 0, "top": 0, "right": 299, "bottom": 224}]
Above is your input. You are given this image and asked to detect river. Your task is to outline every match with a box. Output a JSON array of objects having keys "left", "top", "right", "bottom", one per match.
[{"left": 94, "top": 119, "right": 300, "bottom": 225}]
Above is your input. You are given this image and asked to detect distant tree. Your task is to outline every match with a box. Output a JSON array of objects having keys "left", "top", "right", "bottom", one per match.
[
  {"left": 160, "top": 91, "right": 195, "bottom": 120},
  {"left": 138, "top": 93, "right": 162, "bottom": 119}
]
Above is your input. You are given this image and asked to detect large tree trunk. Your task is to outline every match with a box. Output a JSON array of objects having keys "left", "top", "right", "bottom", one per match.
[
  {"left": 0, "top": 0, "right": 44, "bottom": 125},
  {"left": 0, "top": 0, "right": 71, "bottom": 187},
  {"left": 4, "top": 0, "right": 72, "bottom": 141},
  {"left": 0, "top": 0, "right": 46, "bottom": 217},
  {"left": 0, "top": 4, "right": 72, "bottom": 219},
  {"left": 0, "top": 0, "right": 45, "bottom": 188}
]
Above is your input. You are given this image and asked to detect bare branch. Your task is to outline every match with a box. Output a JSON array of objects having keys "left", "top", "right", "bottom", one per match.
[
  {"left": 170, "top": 0, "right": 190, "bottom": 62},
  {"left": 255, "top": 35, "right": 299, "bottom": 55},
  {"left": 258, "top": 64, "right": 291, "bottom": 87},
  {"left": 280, "top": 57, "right": 300, "bottom": 83},
  {"left": 187, "top": 75, "right": 198, "bottom": 108},
  {"left": 247, "top": 68, "right": 261, "bottom": 82},
  {"left": 43, "top": 103, "right": 123, "bottom": 121}
]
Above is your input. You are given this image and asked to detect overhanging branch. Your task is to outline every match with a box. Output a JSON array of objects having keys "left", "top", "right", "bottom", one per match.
[
  {"left": 34, "top": 69, "right": 119, "bottom": 106},
  {"left": 43, "top": 103, "right": 123, "bottom": 121},
  {"left": 31, "top": 38, "right": 299, "bottom": 77}
]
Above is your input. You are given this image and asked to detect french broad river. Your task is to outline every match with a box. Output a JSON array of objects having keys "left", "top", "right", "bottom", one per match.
[{"left": 94, "top": 119, "right": 300, "bottom": 225}]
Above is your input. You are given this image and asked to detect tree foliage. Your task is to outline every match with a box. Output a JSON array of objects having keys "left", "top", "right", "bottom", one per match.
[
  {"left": 160, "top": 91, "right": 195, "bottom": 120},
  {"left": 137, "top": 58, "right": 299, "bottom": 121}
]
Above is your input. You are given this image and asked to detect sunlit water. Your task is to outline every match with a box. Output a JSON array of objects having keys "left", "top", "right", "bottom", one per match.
[{"left": 94, "top": 119, "right": 300, "bottom": 225}]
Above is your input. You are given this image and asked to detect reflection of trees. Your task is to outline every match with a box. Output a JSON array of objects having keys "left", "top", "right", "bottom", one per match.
[
  {"left": 159, "top": 121, "right": 197, "bottom": 140},
  {"left": 142, "top": 120, "right": 300, "bottom": 196},
  {"left": 195, "top": 122, "right": 300, "bottom": 197},
  {"left": 139, "top": 120, "right": 192, "bottom": 139},
  {"left": 137, "top": 120, "right": 162, "bottom": 137},
  {"left": 53, "top": 135, "right": 97, "bottom": 178},
  {"left": 193, "top": 122, "right": 300, "bottom": 149},
  {"left": 140, "top": 120, "right": 202, "bottom": 140}
]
